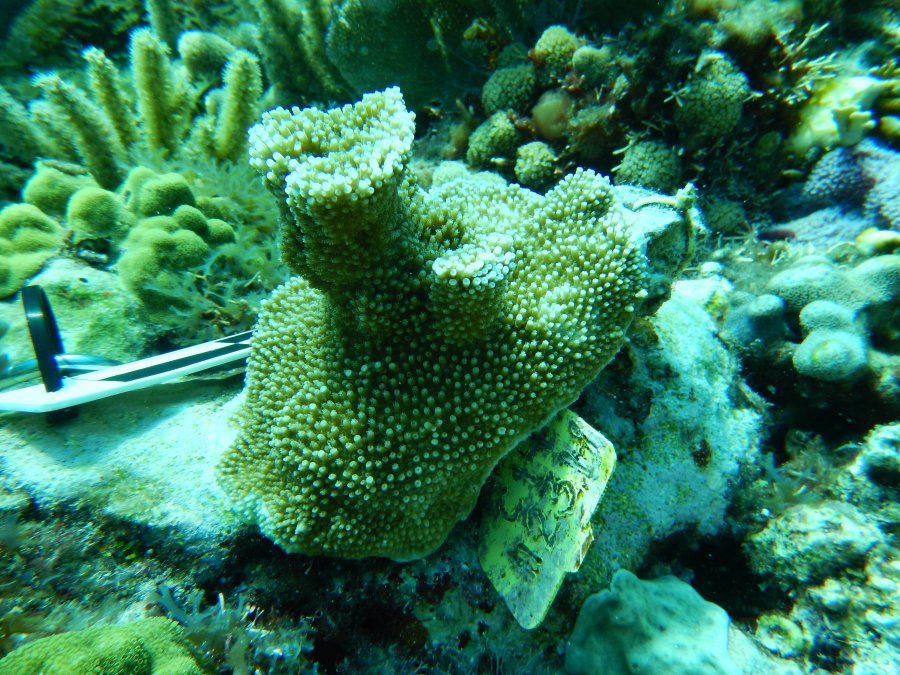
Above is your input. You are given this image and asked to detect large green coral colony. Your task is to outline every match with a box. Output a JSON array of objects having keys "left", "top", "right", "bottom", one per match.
[
  {"left": 0, "top": 618, "right": 202, "bottom": 675},
  {"left": 217, "top": 88, "right": 651, "bottom": 560}
]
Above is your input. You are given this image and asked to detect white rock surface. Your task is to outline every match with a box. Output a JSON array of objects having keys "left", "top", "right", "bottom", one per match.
[{"left": 0, "top": 376, "right": 243, "bottom": 552}]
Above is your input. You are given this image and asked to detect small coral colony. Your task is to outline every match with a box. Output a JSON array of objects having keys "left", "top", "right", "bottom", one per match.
[{"left": 0, "top": 1, "right": 898, "bottom": 674}]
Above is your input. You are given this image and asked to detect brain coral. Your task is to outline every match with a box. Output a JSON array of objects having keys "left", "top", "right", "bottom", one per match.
[{"left": 217, "top": 88, "right": 655, "bottom": 560}]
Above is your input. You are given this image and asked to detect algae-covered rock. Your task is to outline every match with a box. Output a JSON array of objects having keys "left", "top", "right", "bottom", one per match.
[
  {"left": 566, "top": 570, "right": 739, "bottom": 675},
  {"left": 573, "top": 277, "right": 763, "bottom": 591},
  {"left": 746, "top": 501, "right": 882, "bottom": 587}
]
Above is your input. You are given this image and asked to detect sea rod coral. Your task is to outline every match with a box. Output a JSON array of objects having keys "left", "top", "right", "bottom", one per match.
[{"left": 217, "top": 87, "right": 692, "bottom": 560}]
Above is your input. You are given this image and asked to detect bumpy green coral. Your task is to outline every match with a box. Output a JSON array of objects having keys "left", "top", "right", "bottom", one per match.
[
  {"left": 22, "top": 161, "right": 96, "bottom": 215},
  {"left": 532, "top": 25, "right": 584, "bottom": 86},
  {"left": 16, "top": 159, "right": 257, "bottom": 338},
  {"left": 115, "top": 168, "right": 236, "bottom": 323},
  {"left": 482, "top": 64, "right": 537, "bottom": 115},
  {"left": 673, "top": 51, "right": 751, "bottom": 143},
  {"left": 613, "top": 139, "right": 683, "bottom": 193},
  {"left": 217, "top": 88, "right": 658, "bottom": 560},
  {"left": 0, "top": 617, "right": 202, "bottom": 674},
  {"left": 514, "top": 140, "right": 558, "bottom": 191},
  {"left": 135, "top": 172, "right": 196, "bottom": 217},
  {"left": 466, "top": 111, "right": 519, "bottom": 168},
  {"left": 66, "top": 185, "right": 133, "bottom": 241},
  {"left": 0, "top": 204, "right": 64, "bottom": 297}
]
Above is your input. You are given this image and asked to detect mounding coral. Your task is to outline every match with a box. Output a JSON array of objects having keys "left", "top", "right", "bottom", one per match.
[
  {"left": 0, "top": 618, "right": 202, "bottom": 674},
  {"left": 566, "top": 570, "right": 739, "bottom": 675},
  {"left": 216, "top": 87, "right": 696, "bottom": 560},
  {"left": 719, "top": 247, "right": 900, "bottom": 432},
  {"left": 0, "top": 204, "right": 64, "bottom": 298}
]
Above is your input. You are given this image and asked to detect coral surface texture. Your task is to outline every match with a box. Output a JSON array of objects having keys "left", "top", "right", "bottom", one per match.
[{"left": 217, "top": 87, "right": 653, "bottom": 560}]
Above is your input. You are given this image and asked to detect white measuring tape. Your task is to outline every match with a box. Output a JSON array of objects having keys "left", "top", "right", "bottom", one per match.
[{"left": 0, "top": 286, "right": 252, "bottom": 415}]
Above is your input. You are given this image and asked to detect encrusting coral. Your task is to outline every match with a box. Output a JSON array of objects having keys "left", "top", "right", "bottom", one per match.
[
  {"left": 566, "top": 570, "right": 739, "bottom": 675},
  {"left": 0, "top": 617, "right": 202, "bottom": 674},
  {"left": 215, "top": 87, "right": 695, "bottom": 561}
]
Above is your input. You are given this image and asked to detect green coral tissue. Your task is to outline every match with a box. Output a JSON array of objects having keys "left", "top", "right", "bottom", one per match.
[{"left": 217, "top": 87, "right": 652, "bottom": 561}]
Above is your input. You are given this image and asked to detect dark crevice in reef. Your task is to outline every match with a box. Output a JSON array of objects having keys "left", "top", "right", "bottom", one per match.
[{"left": 637, "top": 529, "right": 787, "bottom": 624}]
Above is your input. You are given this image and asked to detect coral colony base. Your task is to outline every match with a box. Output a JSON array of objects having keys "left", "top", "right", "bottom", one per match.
[{"left": 0, "top": 1, "right": 898, "bottom": 673}]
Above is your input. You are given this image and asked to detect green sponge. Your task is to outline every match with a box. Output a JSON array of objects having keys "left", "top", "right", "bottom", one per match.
[
  {"left": 0, "top": 617, "right": 202, "bottom": 674},
  {"left": 122, "top": 216, "right": 210, "bottom": 268},
  {"left": 120, "top": 167, "right": 158, "bottom": 211},
  {"left": 0, "top": 204, "right": 63, "bottom": 297}
]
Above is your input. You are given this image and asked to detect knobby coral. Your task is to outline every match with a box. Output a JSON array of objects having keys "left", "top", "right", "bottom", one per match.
[
  {"left": 0, "top": 617, "right": 202, "bottom": 674},
  {"left": 216, "top": 87, "right": 688, "bottom": 561}
]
